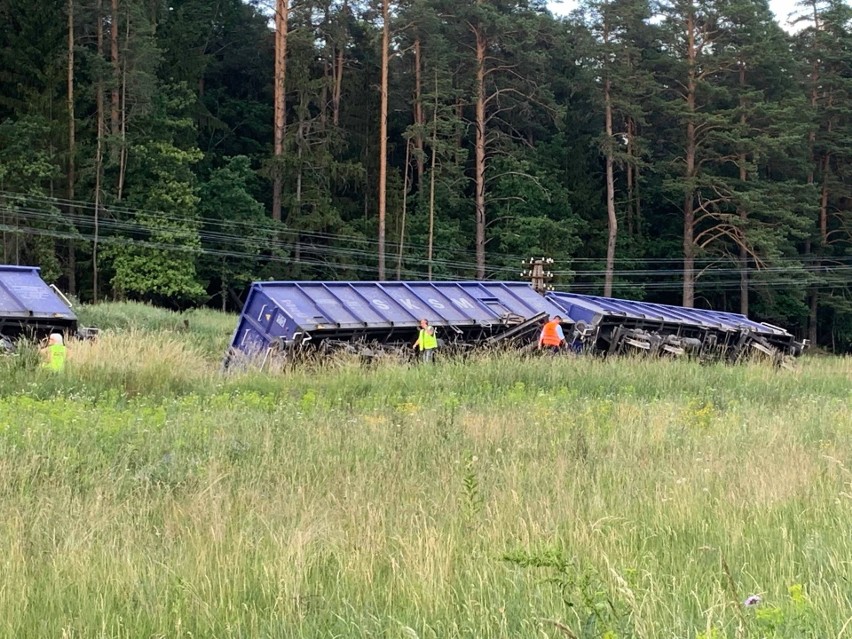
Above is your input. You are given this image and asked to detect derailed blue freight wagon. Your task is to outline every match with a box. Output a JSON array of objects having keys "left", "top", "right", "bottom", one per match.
[
  {"left": 226, "top": 280, "right": 569, "bottom": 366},
  {"left": 545, "top": 291, "right": 805, "bottom": 363},
  {"left": 0, "top": 266, "right": 79, "bottom": 351}
]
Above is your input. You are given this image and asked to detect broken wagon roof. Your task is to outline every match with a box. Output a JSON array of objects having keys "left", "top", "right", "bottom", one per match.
[{"left": 546, "top": 291, "right": 791, "bottom": 337}]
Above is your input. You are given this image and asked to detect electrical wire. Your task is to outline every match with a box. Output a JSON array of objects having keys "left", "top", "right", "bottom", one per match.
[
  {"left": 4, "top": 220, "right": 848, "bottom": 296},
  {"left": 9, "top": 190, "right": 848, "bottom": 267},
  {"left": 8, "top": 201, "right": 850, "bottom": 279},
  {"left": 1, "top": 191, "right": 849, "bottom": 292}
]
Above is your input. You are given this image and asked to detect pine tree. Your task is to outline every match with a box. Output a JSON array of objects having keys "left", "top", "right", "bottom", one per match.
[
  {"left": 581, "top": 0, "right": 657, "bottom": 295},
  {"left": 695, "top": 0, "right": 813, "bottom": 318},
  {"left": 794, "top": 0, "right": 852, "bottom": 345},
  {"left": 656, "top": 0, "right": 730, "bottom": 306}
]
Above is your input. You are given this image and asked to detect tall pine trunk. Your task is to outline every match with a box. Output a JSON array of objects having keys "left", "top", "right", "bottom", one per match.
[
  {"left": 116, "top": 10, "right": 129, "bottom": 200},
  {"left": 321, "top": 3, "right": 330, "bottom": 127},
  {"left": 294, "top": 113, "right": 305, "bottom": 273},
  {"left": 814, "top": 145, "right": 831, "bottom": 341},
  {"left": 683, "top": 124, "right": 696, "bottom": 308},
  {"left": 603, "top": 19, "right": 616, "bottom": 298},
  {"left": 413, "top": 36, "right": 424, "bottom": 187},
  {"left": 321, "top": 58, "right": 329, "bottom": 128},
  {"left": 806, "top": 0, "right": 821, "bottom": 345},
  {"left": 428, "top": 71, "right": 438, "bottom": 281},
  {"left": 626, "top": 117, "right": 641, "bottom": 239},
  {"left": 819, "top": 97, "right": 832, "bottom": 244},
  {"left": 397, "top": 139, "right": 410, "bottom": 279},
  {"left": 473, "top": 25, "right": 487, "bottom": 280},
  {"left": 110, "top": 0, "right": 119, "bottom": 138},
  {"left": 333, "top": 45, "right": 343, "bottom": 126},
  {"left": 272, "top": 0, "right": 289, "bottom": 222},
  {"left": 738, "top": 186, "right": 748, "bottom": 316},
  {"left": 604, "top": 80, "right": 617, "bottom": 298},
  {"left": 738, "top": 64, "right": 748, "bottom": 316},
  {"left": 682, "top": 8, "right": 697, "bottom": 308},
  {"left": 332, "top": 0, "right": 346, "bottom": 128},
  {"left": 67, "top": 0, "right": 76, "bottom": 295},
  {"left": 377, "top": 0, "right": 390, "bottom": 279},
  {"left": 626, "top": 121, "right": 634, "bottom": 237},
  {"left": 93, "top": 0, "right": 105, "bottom": 303}
]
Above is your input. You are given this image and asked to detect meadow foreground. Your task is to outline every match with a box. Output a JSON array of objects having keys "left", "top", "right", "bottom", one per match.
[{"left": 0, "top": 305, "right": 850, "bottom": 638}]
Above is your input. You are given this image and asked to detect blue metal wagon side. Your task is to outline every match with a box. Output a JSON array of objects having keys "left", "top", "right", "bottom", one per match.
[
  {"left": 545, "top": 291, "right": 803, "bottom": 362},
  {"left": 226, "top": 280, "right": 569, "bottom": 366},
  {"left": 0, "top": 265, "right": 78, "bottom": 345}
]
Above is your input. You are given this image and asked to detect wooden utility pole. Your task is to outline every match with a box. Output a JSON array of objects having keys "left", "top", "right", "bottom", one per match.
[
  {"left": 522, "top": 258, "right": 554, "bottom": 294},
  {"left": 377, "top": 0, "right": 390, "bottom": 279}
]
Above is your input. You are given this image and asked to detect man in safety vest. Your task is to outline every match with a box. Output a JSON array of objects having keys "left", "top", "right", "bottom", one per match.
[
  {"left": 538, "top": 315, "right": 566, "bottom": 352},
  {"left": 413, "top": 318, "right": 438, "bottom": 362},
  {"left": 40, "top": 333, "right": 67, "bottom": 373}
]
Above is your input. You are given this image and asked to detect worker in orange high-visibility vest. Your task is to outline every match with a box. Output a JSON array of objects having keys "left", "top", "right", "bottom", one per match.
[{"left": 538, "top": 315, "right": 566, "bottom": 353}]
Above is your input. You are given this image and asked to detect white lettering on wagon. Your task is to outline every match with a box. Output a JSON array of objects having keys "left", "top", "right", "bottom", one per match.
[
  {"left": 427, "top": 298, "right": 445, "bottom": 309},
  {"left": 451, "top": 297, "right": 475, "bottom": 310},
  {"left": 366, "top": 295, "right": 475, "bottom": 314},
  {"left": 397, "top": 297, "right": 421, "bottom": 311},
  {"left": 372, "top": 298, "right": 390, "bottom": 310}
]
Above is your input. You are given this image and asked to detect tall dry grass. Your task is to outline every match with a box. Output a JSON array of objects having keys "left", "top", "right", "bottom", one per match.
[{"left": 0, "top": 304, "right": 849, "bottom": 637}]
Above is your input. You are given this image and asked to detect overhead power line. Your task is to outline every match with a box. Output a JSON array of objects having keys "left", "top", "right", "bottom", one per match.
[
  {"left": 3, "top": 218, "right": 849, "bottom": 294},
  {"left": 6, "top": 190, "right": 847, "bottom": 267},
  {"left": 1, "top": 191, "right": 850, "bottom": 293}
]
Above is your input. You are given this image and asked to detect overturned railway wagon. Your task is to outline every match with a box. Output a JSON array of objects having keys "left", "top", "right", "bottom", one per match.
[
  {"left": 545, "top": 291, "right": 805, "bottom": 362},
  {"left": 0, "top": 265, "right": 78, "bottom": 348},
  {"left": 226, "top": 280, "right": 569, "bottom": 365}
]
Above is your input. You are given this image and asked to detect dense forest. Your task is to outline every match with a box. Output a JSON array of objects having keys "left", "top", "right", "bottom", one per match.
[{"left": 0, "top": 0, "right": 849, "bottom": 349}]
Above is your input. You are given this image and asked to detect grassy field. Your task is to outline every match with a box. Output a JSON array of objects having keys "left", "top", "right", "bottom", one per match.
[{"left": 0, "top": 302, "right": 850, "bottom": 638}]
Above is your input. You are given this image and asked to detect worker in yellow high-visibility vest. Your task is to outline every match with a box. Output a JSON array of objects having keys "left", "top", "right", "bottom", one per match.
[
  {"left": 413, "top": 318, "right": 438, "bottom": 363},
  {"left": 40, "top": 333, "right": 67, "bottom": 373}
]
